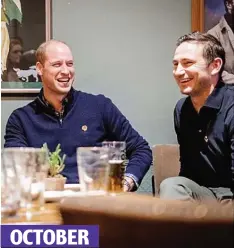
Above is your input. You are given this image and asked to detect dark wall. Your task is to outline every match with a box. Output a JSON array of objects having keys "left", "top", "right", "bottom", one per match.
[{"left": 8, "top": 0, "right": 46, "bottom": 51}]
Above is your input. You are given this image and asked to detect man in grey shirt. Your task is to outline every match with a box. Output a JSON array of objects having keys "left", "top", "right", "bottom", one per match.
[{"left": 208, "top": 0, "right": 234, "bottom": 84}]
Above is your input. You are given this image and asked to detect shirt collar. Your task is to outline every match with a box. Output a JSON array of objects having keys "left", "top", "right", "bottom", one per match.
[
  {"left": 203, "top": 81, "right": 225, "bottom": 110},
  {"left": 36, "top": 87, "right": 74, "bottom": 115}
]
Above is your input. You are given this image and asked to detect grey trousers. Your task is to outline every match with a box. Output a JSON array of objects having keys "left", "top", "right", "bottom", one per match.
[{"left": 159, "top": 176, "right": 233, "bottom": 204}]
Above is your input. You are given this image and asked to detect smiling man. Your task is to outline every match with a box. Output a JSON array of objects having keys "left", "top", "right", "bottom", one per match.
[
  {"left": 4, "top": 40, "right": 152, "bottom": 192},
  {"left": 159, "top": 32, "right": 234, "bottom": 203}
]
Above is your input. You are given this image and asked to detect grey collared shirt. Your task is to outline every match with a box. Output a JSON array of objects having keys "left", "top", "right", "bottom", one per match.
[{"left": 208, "top": 16, "right": 234, "bottom": 84}]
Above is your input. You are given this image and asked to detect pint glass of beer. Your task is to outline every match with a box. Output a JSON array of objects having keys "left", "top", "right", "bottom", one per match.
[{"left": 102, "top": 141, "right": 126, "bottom": 193}]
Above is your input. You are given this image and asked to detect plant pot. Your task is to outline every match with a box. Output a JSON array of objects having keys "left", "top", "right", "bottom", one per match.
[{"left": 45, "top": 177, "right": 67, "bottom": 191}]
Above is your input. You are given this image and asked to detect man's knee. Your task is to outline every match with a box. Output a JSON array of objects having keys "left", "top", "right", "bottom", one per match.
[
  {"left": 159, "top": 176, "right": 193, "bottom": 199},
  {"left": 160, "top": 176, "right": 187, "bottom": 190}
]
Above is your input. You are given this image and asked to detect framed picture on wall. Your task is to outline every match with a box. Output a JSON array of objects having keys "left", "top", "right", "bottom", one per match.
[
  {"left": 1, "top": 0, "right": 52, "bottom": 94},
  {"left": 191, "top": 0, "right": 204, "bottom": 32},
  {"left": 192, "top": 0, "right": 234, "bottom": 83},
  {"left": 191, "top": 0, "right": 230, "bottom": 32}
]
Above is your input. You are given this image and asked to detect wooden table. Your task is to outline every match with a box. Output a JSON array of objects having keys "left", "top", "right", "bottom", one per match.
[
  {"left": 59, "top": 194, "right": 234, "bottom": 248},
  {"left": 1, "top": 203, "right": 62, "bottom": 225}
]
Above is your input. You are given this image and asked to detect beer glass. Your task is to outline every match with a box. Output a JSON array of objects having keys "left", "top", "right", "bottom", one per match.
[{"left": 102, "top": 141, "right": 126, "bottom": 193}]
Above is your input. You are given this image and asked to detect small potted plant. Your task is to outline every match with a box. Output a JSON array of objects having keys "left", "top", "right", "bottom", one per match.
[{"left": 43, "top": 143, "right": 67, "bottom": 191}]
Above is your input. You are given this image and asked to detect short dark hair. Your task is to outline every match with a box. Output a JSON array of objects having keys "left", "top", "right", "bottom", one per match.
[
  {"left": 176, "top": 32, "right": 225, "bottom": 78},
  {"left": 224, "top": 0, "right": 232, "bottom": 12},
  {"left": 9, "top": 37, "right": 23, "bottom": 50}
]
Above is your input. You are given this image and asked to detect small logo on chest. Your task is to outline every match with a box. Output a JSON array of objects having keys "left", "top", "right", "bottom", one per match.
[{"left": 82, "top": 125, "right": 88, "bottom": 131}]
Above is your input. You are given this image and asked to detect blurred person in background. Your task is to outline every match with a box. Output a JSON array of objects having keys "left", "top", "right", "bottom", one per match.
[
  {"left": 1, "top": 37, "right": 23, "bottom": 82},
  {"left": 208, "top": 0, "right": 234, "bottom": 83}
]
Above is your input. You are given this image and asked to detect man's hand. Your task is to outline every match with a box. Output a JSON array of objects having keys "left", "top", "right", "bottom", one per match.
[{"left": 123, "top": 176, "right": 135, "bottom": 192}]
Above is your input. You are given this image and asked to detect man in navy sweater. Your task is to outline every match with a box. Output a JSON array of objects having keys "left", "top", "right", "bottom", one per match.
[{"left": 4, "top": 40, "right": 152, "bottom": 191}]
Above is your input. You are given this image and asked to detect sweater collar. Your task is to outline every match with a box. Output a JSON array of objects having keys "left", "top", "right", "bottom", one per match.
[{"left": 35, "top": 87, "right": 74, "bottom": 116}]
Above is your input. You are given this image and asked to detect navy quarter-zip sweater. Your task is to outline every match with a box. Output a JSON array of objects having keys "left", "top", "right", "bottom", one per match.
[{"left": 4, "top": 88, "right": 152, "bottom": 185}]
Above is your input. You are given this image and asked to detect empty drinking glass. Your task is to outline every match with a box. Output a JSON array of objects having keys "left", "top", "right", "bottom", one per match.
[
  {"left": 2, "top": 148, "right": 49, "bottom": 214},
  {"left": 1, "top": 150, "right": 21, "bottom": 218},
  {"left": 30, "top": 149, "right": 49, "bottom": 211},
  {"left": 77, "top": 147, "right": 110, "bottom": 194}
]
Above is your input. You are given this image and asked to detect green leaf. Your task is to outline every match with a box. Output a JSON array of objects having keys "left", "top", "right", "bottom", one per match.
[
  {"left": 41, "top": 143, "right": 66, "bottom": 177},
  {"left": 5, "top": 0, "right": 22, "bottom": 23}
]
